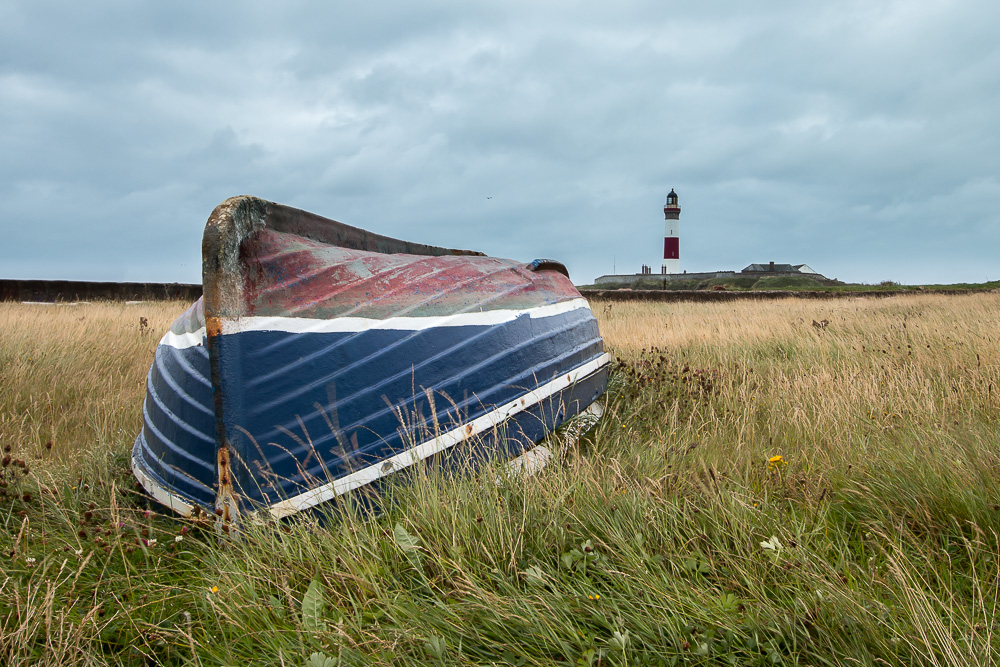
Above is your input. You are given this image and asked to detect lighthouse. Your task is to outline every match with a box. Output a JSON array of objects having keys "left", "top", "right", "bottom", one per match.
[{"left": 662, "top": 188, "right": 680, "bottom": 274}]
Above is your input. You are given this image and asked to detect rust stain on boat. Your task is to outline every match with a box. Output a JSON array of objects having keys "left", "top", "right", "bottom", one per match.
[{"left": 216, "top": 443, "right": 239, "bottom": 527}]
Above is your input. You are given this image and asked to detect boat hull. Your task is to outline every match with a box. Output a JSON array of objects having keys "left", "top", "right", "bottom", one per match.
[{"left": 132, "top": 196, "right": 610, "bottom": 519}]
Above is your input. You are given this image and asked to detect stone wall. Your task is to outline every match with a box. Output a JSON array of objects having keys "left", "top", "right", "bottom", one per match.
[{"left": 0, "top": 279, "right": 202, "bottom": 303}]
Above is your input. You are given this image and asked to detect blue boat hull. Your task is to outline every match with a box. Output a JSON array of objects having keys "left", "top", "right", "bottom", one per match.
[
  {"left": 132, "top": 196, "right": 610, "bottom": 519},
  {"left": 134, "top": 299, "right": 608, "bottom": 517}
]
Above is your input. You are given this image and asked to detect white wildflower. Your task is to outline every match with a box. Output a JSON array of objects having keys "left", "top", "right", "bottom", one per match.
[{"left": 760, "top": 536, "right": 782, "bottom": 551}]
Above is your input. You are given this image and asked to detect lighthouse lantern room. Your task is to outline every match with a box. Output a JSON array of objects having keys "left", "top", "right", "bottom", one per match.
[{"left": 662, "top": 188, "right": 681, "bottom": 274}]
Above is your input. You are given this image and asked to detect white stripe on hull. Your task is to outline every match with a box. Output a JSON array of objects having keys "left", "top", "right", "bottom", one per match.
[
  {"left": 131, "top": 456, "right": 195, "bottom": 516},
  {"left": 159, "top": 298, "right": 594, "bottom": 350}
]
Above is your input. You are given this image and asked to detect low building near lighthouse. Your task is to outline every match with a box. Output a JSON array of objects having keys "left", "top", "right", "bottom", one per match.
[{"left": 742, "top": 262, "right": 818, "bottom": 275}]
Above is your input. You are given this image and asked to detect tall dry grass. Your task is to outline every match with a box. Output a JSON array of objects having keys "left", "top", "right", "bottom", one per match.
[
  {"left": 597, "top": 293, "right": 1000, "bottom": 474},
  {"left": 0, "top": 293, "right": 998, "bottom": 666},
  {"left": 0, "top": 301, "right": 183, "bottom": 460}
]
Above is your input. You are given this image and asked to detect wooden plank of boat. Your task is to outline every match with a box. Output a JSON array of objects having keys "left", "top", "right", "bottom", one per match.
[{"left": 132, "top": 196, "right": 610, "bottom": 521}]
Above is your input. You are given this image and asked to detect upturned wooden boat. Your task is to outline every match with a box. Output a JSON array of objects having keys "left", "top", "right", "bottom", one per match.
[{"left": 132, "top": 196, "right": 610, "bottom": 521}]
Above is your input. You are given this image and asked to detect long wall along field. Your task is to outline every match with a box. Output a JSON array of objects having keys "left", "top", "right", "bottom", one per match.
[{"left": 1, "top": 293, "right": 999, "bottom": 665}]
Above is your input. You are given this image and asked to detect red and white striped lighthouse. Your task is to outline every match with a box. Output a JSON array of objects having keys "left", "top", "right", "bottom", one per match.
[{"left": 662, "top": 188, "right": 680, "bottom": 274}]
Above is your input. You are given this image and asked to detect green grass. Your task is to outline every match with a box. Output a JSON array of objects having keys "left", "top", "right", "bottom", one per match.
[
  {"left": 2, "top": 295, "right": 999, "bottom": 666},
  {"left": 623, "top": 278, "right": 705, "bottom": 291},
  {"left": 579, "top": 278, "right": 1000, "bottom": 293},
  {"left": 917, "top": 280, "right": 1000, "bottom": 291},
  {"left": 706, "top": 277, "right": 758, "bottom": 290},
  {"left": 750, "top": 276, "right": 826, "bottom": 290}
]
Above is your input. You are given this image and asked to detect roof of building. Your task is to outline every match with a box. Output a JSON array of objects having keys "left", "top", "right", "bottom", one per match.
[{"left": 742, "top": 263, "right": 817, "bottom": 273}]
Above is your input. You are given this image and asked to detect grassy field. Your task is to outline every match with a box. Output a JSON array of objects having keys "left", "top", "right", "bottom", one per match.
[{"left": 1, "top": 294, "right": 998, "bottom": 666}]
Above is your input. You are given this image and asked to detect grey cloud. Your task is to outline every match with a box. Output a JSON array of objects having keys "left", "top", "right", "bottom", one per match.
[{"left": 2, "top": 1, "right": 998, "bottom": 286}]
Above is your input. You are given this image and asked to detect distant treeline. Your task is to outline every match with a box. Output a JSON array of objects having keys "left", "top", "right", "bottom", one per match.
[{"left": 0, "top": 279, "right": 202, "bottom": 303}]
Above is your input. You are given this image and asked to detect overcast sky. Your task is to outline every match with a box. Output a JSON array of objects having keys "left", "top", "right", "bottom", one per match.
[{"left": 2, "top": 1, "right": 998, "bottom": 286}]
